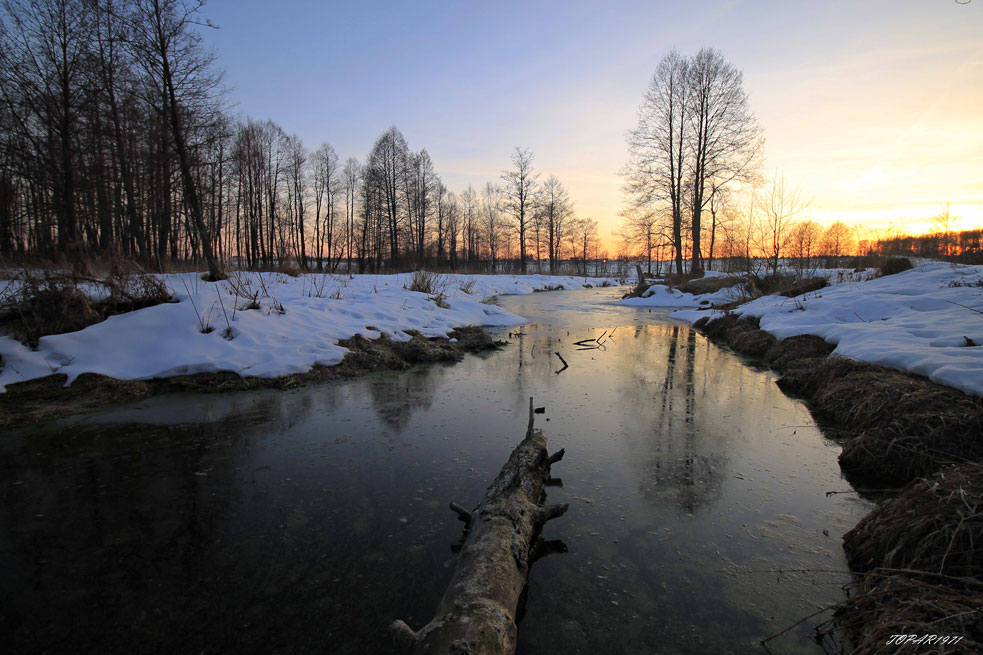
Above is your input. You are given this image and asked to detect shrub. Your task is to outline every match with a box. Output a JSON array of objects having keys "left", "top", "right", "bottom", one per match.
[
  {"left": 678, "top": 276, "right": 746, "bottom": 296},
  {"left": 1, "top": 266, "right": 173, "bottom": 347},
  {"left": 879, "top": 257, "right": 913, "bottom": 276}
]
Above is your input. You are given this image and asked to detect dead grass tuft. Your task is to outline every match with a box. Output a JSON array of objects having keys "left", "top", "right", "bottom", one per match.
[
  {"left": 729, "top": 328, "right": 776, "bottom": 357},
  {"left": 277, "top": 260, "right": 302, "bottom": 277},
  {"left": 765, "top": 334, "right": 835, "bottom": 373},
  {"left": 405, "top": 271, "right": 448, "bottom": 307},
  {"left": 779, "top": 276, "right": 828, "bottom": 297},
  {"left": 406, "top": 270, "right": 440, "bottom": 294}
]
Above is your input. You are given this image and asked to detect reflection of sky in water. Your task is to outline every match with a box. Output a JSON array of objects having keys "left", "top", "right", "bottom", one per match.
[{"left": 0, "top": 288, "right": 872, "bottom": 654}]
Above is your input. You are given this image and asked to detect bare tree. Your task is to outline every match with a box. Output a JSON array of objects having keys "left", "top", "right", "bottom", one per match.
[
  {"left": 537, "top": 175, "right": 573, "bottom": 274},
  {"left": 482, "top": 182, "right": 502, "bottom": 272},
  {"left": 932, "top": 202, "right": 959, "bottom": 260},
  {"left": 760, "top": 172, "right": 807, "bottom": 276},
  {"left": 342, "top": 156, "right": 360, "bottom": 274},
  {"left": 685, "top": 48, "right": 763, "bottom": 274},
  {"left": 500, "top": 147, "right": 538, "bottom": 273},
  {"left": 624, "top": 50, "right": 689, "bottom": 275},
  {"left": 311, "top": 141, "right": 339, "bottom": 270},
  {"left": 790, "top": 219, "right": 823, "bottom": 275},
  {"left": 625, "top": 49, "right": 761, "bottom": 276},
  {"left": 405, "top": 148, "right": 438, "bottom": 266},
  {"left": 460, "top": 184, "right": 479, "bottom": 267},
  {"left": 618, "top": 209, "right": 670, "bottom": 275},
  {"left": 284, "top": 134, "right": 307, "bottom": 269},
  {"left": 127, "top": 0, "right": 225, "bottom": 279},
  {"left": 366, "top": 126, "right": 408, "bottom": 266},
  {"left": 822, "top": 221, "right": 853, "bottom": 268}
]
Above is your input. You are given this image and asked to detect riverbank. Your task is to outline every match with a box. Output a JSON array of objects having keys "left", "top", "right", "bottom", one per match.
[
  {"left": 692, "top": 311, "right": 983, "bottom": 654},
  {"left": 0, "top": 271, "right": 616, "bottom": 424},
  {"left": 0, "top": 326, "right": 502, "bottom": 427}
]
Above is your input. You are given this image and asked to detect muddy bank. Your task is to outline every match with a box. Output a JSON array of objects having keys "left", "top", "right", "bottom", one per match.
[
  {"left": 695, "top": 312, "right": 983, "bottom": 652},
  {"left": 0, "top": 326, "right": 502, "bottom": 427}
]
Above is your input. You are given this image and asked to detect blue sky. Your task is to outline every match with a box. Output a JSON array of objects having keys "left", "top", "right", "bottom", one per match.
[{"left": 201, "top": 0, "right": 983, "bottom": 246}]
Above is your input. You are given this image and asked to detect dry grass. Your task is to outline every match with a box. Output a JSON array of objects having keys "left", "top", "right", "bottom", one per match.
[
  {"left": 827, "top": 464, "right": 983, "bottom": 653},
  {"left": 764, "top": 334, "right": 835, "bottom": 372},
  {"left": 1, "top": 265, "right": 172, "bottom": 347},
  {"left": 830, "top": 575, "right": 983, "bottom": 654},
  {"left": 823, "top": 370, "right": 983, "bottom": 486},
  {"left": 405, "top": 271, "right": 448, "bottom": 308},
  {"left": 276, "top": 260, "right": 302, "bottom": 277},
  {"left": 844, "top": 464, "right": 983, "bottom": 576},
  {"left": 677, "top": 275, "right": 746, "bottom": 296},
  {"left": 778, "top": 276, "right": 828, "bottom": 297},
  {"left": 697, "top": 308, "right": 983, "bottom": 652}
]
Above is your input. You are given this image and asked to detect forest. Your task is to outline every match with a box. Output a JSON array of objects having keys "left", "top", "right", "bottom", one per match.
[{"left": 0, "top": 0, "right": 609, "bottom": 278}]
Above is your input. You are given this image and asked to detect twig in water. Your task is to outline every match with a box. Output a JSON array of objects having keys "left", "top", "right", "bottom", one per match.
[{"left": 554, "top": 351, "right": 568, "bottom": 374}]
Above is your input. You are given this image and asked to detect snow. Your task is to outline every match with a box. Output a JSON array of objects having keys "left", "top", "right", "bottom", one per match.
[
  {"left": 616, "top": 282, "right": 742, "bottom": 308},
  {"left": 4, "top": 263, "right": 982, "bottom": 398},
  {"left": 668, "top": 262, "right": 983, "bottom": 396},
  {"left": 0, "top": 272, "right": 616, "bottom": 391}
]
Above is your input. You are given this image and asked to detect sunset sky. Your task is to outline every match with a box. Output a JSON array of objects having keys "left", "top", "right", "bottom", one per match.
[{"left": 201, "top": 0, "right": 983, "bottom": 250}]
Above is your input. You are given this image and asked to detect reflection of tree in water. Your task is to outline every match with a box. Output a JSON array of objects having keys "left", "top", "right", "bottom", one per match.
[
  {"left": 367, "top": 363, "right": 449, "bottom": 431},
  {"left": 639, "top": 325, "right": 728, "bottom": 515},
  {"left": 0, "top": 391, "right": 324, "bottom": 654}
]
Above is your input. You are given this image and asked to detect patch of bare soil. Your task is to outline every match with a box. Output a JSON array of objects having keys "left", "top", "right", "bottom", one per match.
[{"left": 0, "top": 327, "right": 502, "bottom": 427}]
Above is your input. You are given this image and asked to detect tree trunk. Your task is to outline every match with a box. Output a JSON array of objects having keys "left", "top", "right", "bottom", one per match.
[
  {"left": 391, "top": 399, "right": 567, "bottom": 655},
  {"left": 160, "top": 51, "right": 223, "bottom": 279}
]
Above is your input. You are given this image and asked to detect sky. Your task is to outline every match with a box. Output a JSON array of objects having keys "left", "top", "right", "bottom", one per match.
[{"left": 199, "top": 0, "right": 983, "bottom": 250}]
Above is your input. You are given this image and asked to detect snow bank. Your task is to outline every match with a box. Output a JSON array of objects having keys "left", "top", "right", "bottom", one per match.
[
  {"left": 670, "top": 263, "right": 983, "bottom": 396},
  {"left": 0, "top": 272, "right": 615, "bottom": 390}
]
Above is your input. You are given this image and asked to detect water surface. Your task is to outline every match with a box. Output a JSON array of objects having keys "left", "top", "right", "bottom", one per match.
[{"left": 0, "top": 287, "right": 871, "bottom": 654}]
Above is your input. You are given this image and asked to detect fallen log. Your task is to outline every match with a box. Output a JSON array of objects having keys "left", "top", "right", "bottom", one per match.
[{"left": 390, "top": 398, "right": 568, "bottom": 654}]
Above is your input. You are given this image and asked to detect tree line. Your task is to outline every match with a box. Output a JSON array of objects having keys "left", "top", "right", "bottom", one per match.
[
  {"left": 0, "top": 0, "right": 601, "bottom": 277},
  {"left": 619, "top": 48, "right": 981, "bottom": 274}
]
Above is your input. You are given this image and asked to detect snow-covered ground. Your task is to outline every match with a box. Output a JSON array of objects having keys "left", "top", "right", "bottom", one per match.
[
  {"left": 0, "top": 272, "right": 616, "bottom": 391},
  {"left": 4, "top": 263, "right": 981, "bottom": 397},
  {"left": 664, "top": 262, "right": 983, "bottom": 396}
]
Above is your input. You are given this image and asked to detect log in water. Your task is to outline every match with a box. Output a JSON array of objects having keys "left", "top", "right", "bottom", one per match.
[{"left": 391, "top": 398, "right": 567, "bottom": 655}]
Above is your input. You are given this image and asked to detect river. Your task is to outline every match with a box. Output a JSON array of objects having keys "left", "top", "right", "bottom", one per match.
[{"left": 0, "top": 287, "right": 871, "bottom": 654}]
